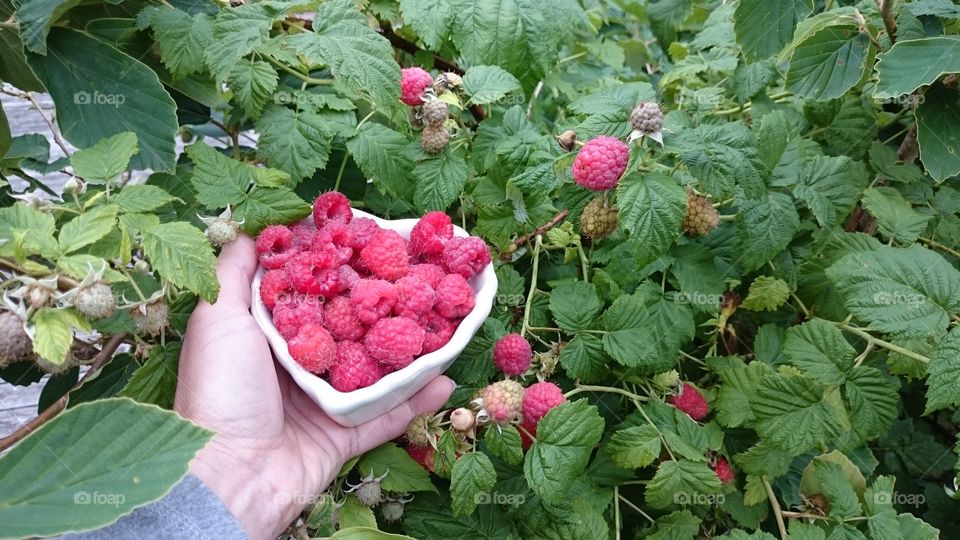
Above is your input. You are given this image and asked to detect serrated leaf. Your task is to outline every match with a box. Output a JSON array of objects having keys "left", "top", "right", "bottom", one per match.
[
  {"left": 356, "top": 443, "right": 437, "bottom": 493},
  {"left": 673, "top": 123, "right": 766, "bottom": 199},
  {"left": 786, "top": 25, "right": 869, "bottom": 100},
  {"left": 916, "top": 83, "right": 960, "bottom": 182},
  {"left": 111, "top": 185, "right": 176, "bottom": 213},
  {"left": 233, "top": 187, "right": 312, "bottom": 232},
  {"left": 347, "top": 123, "right": 415, "bottom": 199},
  {"left": 69, "top": 132, "right": 138, "bottom": 185},
  {"left": 607, "top": 425, "right": 662, "bottom": 469},
  {"left": 450, "top": 452, "right": 497, "bottom": 517},
  {"left": 339, "top": 495, "right": 377, "bottom": 529},
  {"left": 844, "top": 366, "right": 898, "bottom": 442},
  {"left": 119, "top": 342, "right": 180, "bottom": 408},
  {"left": 14, "top": 0, "right": 81, "bottom": 55},
  {"left": 0, "top": 398, "right": 212, "bottom": 539},
  {"left": 736, "top": 192, "right": 800, "bottom": 272},
  {"left": 813, "top": 460, "right": 862, "bottom": 519},
  {"left": 570, "top": 83, "right": 657, "bottom": 138},
  {"left": 484, "top": 425, "right": 523, "bottom": 465},
  {"left": 616, "top": 173, "right": 686, "bottom": 259},
  {"left": 56, "top": 255, "right": 126, "bottom": 283},
  {"left": 510, "top": 162, "right": 562, "bottom": 192},
  {"left": 742, "top": 276, "right": 790, "bottom": 312},
  {"left": 414, "top": 150, "right": 469, "bottom": 211},
  {"left": 826, "top": 245, "right": 960, "bottom": 338},
  {"left": 861, "top": 187, "right": 931, "bottom": 244},
  {"left": 793, "top": 155, "right": 868, "bottom": 228},
  {"left": 227, "top": 58, "right": 278, "bottom": 119},
  {"left": 734, "top": 0, "right": 812, "bottom": 61},
  {"left": 711, "top": 357, "right": 772, "bottom": 427},
  {"left": 141, "top": 222, "right": 219, "bottom": 303},
  {"left": 256, "top": 105, "right": 331, "bottom": 181},
  {"left": 32, "top": 308, "right": 90, "bottom": 366},
  {"left": 751, "top": 372, "right": 847, "bottom": 452},
  {"left": 646, "top": 459, "right": 723, "bottom": 509},
  {"left": 204, "top": 4, "right": 273, "bottom": 81},
  {"left": 58, "top": 205, "right": 119, "bottom": 255},
  {"left": 463, "top": 65, "right": 521, "bottom": 105},
  {"left": 559, "top": 333, "right": 607, "bottom": 382},
  {"left": 549, "top": 281, "right": 602, "bottom": 332},
  {"left": 923, "top": 327, "right": 960, "bottom": 413},
  {"left": 783, "top": 318, "right": 856, "bottom": 385},
  {"left": 874, "top": 37, "right": 960, "bottom": 97},
  {"left": 398, "top": 0, "right": 452, "bottom": 49},
  {"left": 140, "top": 7, "right": 213, "bottom": 79}
]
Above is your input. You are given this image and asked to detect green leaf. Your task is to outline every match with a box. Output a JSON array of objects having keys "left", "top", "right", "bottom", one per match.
[
  {"left": 783, "top": 318, "right": 856, "bottom": 385},
  {"left": 916, "top": 84, "right": 960, "bottom": 182},
  {"left": 139, "top": 7, "right": 214, "bottom": 80},
  {"left": 32, "top": 308, "right": 90, "bottom": 366},
  {"left": 861, "top": 187, "right": 931, "bottom": 244},
  {"left": 119, "top": 342, "right": 180, "bottom": 408},
  {"left": 792, "top": 155, "right": 868, "bottom": 228},
  {"left": 559, "top": 333, "right": 608, "bottom": 381},
  {"left": 549, "top": 281, "right": 602, "bottom": 332},
  {"left": 826, "top": 245, "right": 960, "bottom": 338},
  {"left": 741, "top": 276, "right": 791, "bottom": 312},
  {"left": 187, "top": 143, "right": 252, "bottom": 207},
  {"left": 14, "top": 0, "right": 81, "bottom": 54},
  {"left": 332, "top": 528, "right": 416, "bottom": 540},
  {"left": 112, "top": 185, "right": 176, "bottom": 213},
  {"left": 736, "top": 192, "right": 800, "bottom": 272},
  {"left": 813, "top": 460, "right": 862, "bottom": 519},
  {"left": 923, "top": 327, "right": 960, "bottom": 413},
  {"left": 450, "top": 452, "right": 497, "bottom": 517},
  {"left": 356, "top": 443, "right": 436, "bottom": 493},
  {"left": 786, "top": 25, "right": 869, "bottom": 100},
  {"left": 26, "top": 29, "right": 178, "bottom": 172},
  {"left": 646, "top": 459, "right": 723, "bottom": 509},
  {"left": 227, "top": 58, "right": 278, "bottom": 119},
  {"left": 339, "top": 495, "right": 377, "bottom": 529},
  {"left": 484, "top": 425, "right": 523, "bottom": 466},
  {"left": 256, "top": 105, "right": 332, "bottom": 181},
  {"left": 569, "top": 83, "right": 657, "bottom": 138},
  {"left": 734, "top": 0, "right": 813, "bottom": 61},
  {"left": 204, "top": 4, "right": 273, "bottom": 81},
  {"left": 414, "top": 150, "right": 469, "bottom": 211},
  {"left": 0, "top": 398, "right": 211, "bottom": 539},
  {"left": 347, "top": 123, "right": 415, "bottom": 199},
  {"left": 711, "top": 357, "right": 772, "bottom": 428},
  {"left": 0, "top": 103, "right": 10, "bottom": 160},
  {"left": 606, "top": 425, "right": 662, "bottom": 469},
  {"left": 463, "top": 65, "right": 522, "bottom": 105},
  {"left": 616, "top": 173, "right": 686, "bottom": 259},
  {"left": 523, "top": 400, "right": 604, "bottom": 505},
  {"left": 751, "top": 372, "right": 848, "bottom": 452},
  {"left": 56, "top": 255, "right": 126, "bottom": 284},
  {"left": 141, "top": 222, "right": 219, "bottom": 303},
  {"left": 646, "top": 510, "right": 703, "bottom": 540},
  {"left": 233, "top": 187, "right": 312, "bottom": 233},
  {"left": 68, "top": 132, "right": 138, "bottom": 185},
  {"left": 673, "top": 123, "right": 766, "bottom": 200},
  {"left": 58, "top": 205, "right": 119, "bottom": 255},
  {"left": 509, "top": 162, "right": 563, "bottom": 193},
  {"left": 0, "top": 203, "right": 58, "bottom": 258},
  {"left": 398, "top": 0, "right": 452, "bottom": 49},
  {"left": 601, "top": 294, "right": 695, "bottom": 374},
  {"left": 874, "top": 37, "right": 960, "bottom": 97},
  {"left": 843, "top": 366, "right": 898, "bottom": 441}
]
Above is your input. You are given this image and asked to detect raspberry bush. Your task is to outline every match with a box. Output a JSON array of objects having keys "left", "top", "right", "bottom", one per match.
[{"left": 2, "top": 0, "right": 960, "bottom": 538}]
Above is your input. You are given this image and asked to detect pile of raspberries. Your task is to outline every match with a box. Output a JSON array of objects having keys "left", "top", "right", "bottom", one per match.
[{"left": 256, "top": 191, "right": 491, "bottom": 392}]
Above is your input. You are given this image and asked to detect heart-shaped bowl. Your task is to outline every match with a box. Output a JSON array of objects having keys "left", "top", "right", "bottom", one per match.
[{"left": 251, "top": 208, "right": 497, "bottom": 427}]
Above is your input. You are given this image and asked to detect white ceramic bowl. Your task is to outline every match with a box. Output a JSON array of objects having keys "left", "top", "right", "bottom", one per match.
[{"left": 251, "top": 209, "right": 497, "bottom": 427}]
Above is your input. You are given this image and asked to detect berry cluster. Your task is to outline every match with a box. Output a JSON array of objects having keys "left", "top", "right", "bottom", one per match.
[
  {"left": 256, "top": 192, "right": 491, "bottom": 392},
  {"left": 400, "top": 67, "right": 451, "bottom": 155}
]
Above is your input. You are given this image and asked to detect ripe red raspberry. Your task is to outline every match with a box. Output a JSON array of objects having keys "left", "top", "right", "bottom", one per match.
[
  {"left": 406, "top": 444, "right": 435, "bottom": 472},
  {"left": 364, "top": 317, "right": 425, "bottom": 369},
  {"left": 435, "top": 274, "right": 475, "bottom": 318},
  {"left": 318, "top": 221, "right": 354, "bottom": 249},
  {"left": 713, "top": 456, "right": 734, "bottom": 484},
  {"left": 347, "top": 218, "right": 380, "bottom": 250},
  {"left": 287, "top": 252, "right": 341, "bottom": 296},
  {"left": 481, "top": 380, "right": 524, "bottom": 424},
  {"left": 571, "top": 136, "right": 629, "bottom": 191},
  {"left": 400, "top": 67, "right": 434, "bottom": 106},
  {"left": 493, "top": 333, "right": 532, "bottom": 376},
  {"left": 351, "top": 279, "right": 398, "bottom": 325},
  {"left": 409, "top": 211, "right": 453, "bottom": 260},
  {"left": 442, "top": 236, "right": 490, "bottom": 278},
  {"left": 360, "top": 230, "right": 410, "bottom": 280},
  {"left": 288, "top": 323, "right": 337, "bottom": 374},
  {"left": 394, "top": 276, "right": 435, "bottom": 318},
  {"left": 324, "top": 296, "right": 366, "bottom": 341},
  {"left": 419, "top": 310, "right": 458, "bottom": 353},
  {"left": 259, "top": 268, "right": 291, "bottom": 311},
  {"left": 519, "top": 418, "right": 537, "bottom": 449},
  {"left": 313, "top": 191, "right": 352, "bottom": 228},
  {"left": 669, "top": 383, "right": 709, "bottom": 421},
  {"left": 329, "top": 341, "right": 383, "bottom": 392},
  {"left": 407, "top": 264, "right": 446, "bottom": 288},
  {"left": 338, "top": 265, "right": 360, "bottom": 291},
  {"left": 310, "top": 238, "right": 352, "bottom": 268},
  {"left": 522, "top": 382, "right": 566, "bottom": 424},
  {"left": 272, "top": 297, "right": 324, "bottom": 339},
  {"left": 290, "top": 222, "right": 318, "bottom": 248},
  {"left": 75, "top": 281, "right": 116, "bottom": 319},
  {"left": 256, "top": 225, "right": 298, "bottom": 269}
]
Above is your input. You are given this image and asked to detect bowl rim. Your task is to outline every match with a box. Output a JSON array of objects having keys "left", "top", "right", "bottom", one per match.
[{"left": 250, "top": 208, "right": 497, "bottom": 417}]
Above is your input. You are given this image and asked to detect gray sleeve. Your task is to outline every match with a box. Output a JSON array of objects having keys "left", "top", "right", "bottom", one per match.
[{"left": 61, "top": 474, "right": 248, "bottom": 540}]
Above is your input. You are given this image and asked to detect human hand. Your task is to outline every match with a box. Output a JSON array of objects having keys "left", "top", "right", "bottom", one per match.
[{"left": 175, "top": 236, "right": 454, "bottom": 539}]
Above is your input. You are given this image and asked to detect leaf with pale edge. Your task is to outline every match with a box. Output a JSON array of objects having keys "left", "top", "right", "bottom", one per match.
[
  {"left": 69, "top": 132, "right": 138, "bottom": 185},
  {"left": 32, "top": 308, "right": 90, "bottom": 366},
  {"left": 874, "top": 37, "right": 960, "bottom": 97},
  {"left": 141, "top": 222, "right": 219, "bottom": 303},
  {"left": 741, "top": 276, "right": 790, "bottom": 312}
]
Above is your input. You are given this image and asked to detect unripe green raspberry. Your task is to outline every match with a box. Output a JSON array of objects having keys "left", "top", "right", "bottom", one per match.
[
  {"left": 381, "top": 500, "right": 405, "bottom": 523},
  {"left": 683, "top": 192, "right": 719, "bottom": 236},
  {"left": 75, "top": 282, "right": 116, "bottom": 319},
  {"left": 421, "top": 125, "right": 449, "bottom": 155},
  {"left": 653, "top": 370, "right": 680, "bottom": 390},
  {"left": 580, "top": 196, "right": 619, "bottom": 238},
  {"left": 630, "top": 102, "right": 664, "bottom": 134},
  {"left": 205, "top": 218, "right": 240, "bottom": 247},
  {"left": 421, "top": 99, "right": 449, "bottom": 126},
  {"left": 133, "top": 300, "right": 169, "bottom": 335}
]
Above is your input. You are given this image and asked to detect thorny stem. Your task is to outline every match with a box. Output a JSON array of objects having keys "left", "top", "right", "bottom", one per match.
[
  {"left": 919, "top": 237, "right": 960, "bottom": 260},
  {"left": 520, "top": 236, "right": 543, "bottom": 338},
  {"left": 878, "top": 0, "right": 897, "bottom": 44},
  {"left": 762, "top": 477, "right": 788, "bottom": 540},
  {"left": 836, "top": 323, "right": 930, "bottom": 364}
]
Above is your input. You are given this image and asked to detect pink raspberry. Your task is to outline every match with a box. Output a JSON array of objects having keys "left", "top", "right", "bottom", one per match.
[
  {"left": 401, "top": 67, "right": 434, "bottom": 106},
  {"left": 481, "top": 380, "right": 524, "bottom": 424},
  {"left": 406, "top": 444, "right": 435, "bottom": 473},
  {"left": 347, "top": 218, "right": 380, "bottom": 250},
  {"left": 290, "top": 222, "right": 318, "bottom": 248},
  {"left": 522, "top": 382, "right": 565, "bottom": 424},
  {"left": 493, "top": 333, "right": 532, "bottom": 376},
  {"left": 713, "top": 457, "right": 734, "bottom": 484},
  {"left": 419, "top": 310, "right": 458, "bottom": 354},
  {"left": 259, "top": 268, "right": 291, "bottom": 311},
  {"left": 287, "top": 324, "right": 337, "bottom": 374},
  {"left": 287, "top": 252, "right": 341, "bottom": 296},
  {"left": 409, "top": 211, "right": 453, "bottom": 260},
  {"left": 364, "top": 317, "right": 425, "bottom": 369},
  {"left": 256, "top": 225, "right": 298, "bottom": 269},
  {"left": 571, "top": 136, "right": 629, "bottom": 191},
  {"left": 338, "top": 265, "right": 360, "bottom": 291},
  {"left": 394, "top": 276, "right": 435, "bottom": 318},
  {"left": 351, "top": 279, "right": 398, "bottom": 325},
  {"left": 360, "top": 230, "right": 410, "bottom": 280},
  {"left": 669, "top": 383, "right": 709, "bottom": 421},
  {"left": 329, "top": 341, "right": 383, "bottom": 392},
  {"left": 442, "top": 236, "right": 491, "bottom": 278},
  {"left": 272, "top": 297, "right": 324, "bottom": 339},
  {"left": 407, "top": 264, "right": 446, "bottom": 288},
  {"left": 311, "top": 238, "right": 352, "bottom": 268},
  {"left": 313, "top": 191, "right": 352, "bottom": 227},
  {"left": 435, "top": 274, "right": 475, "bottom": 318},
  {"left": 318, "top": 221, "right": 354, "bottom": 249},
  {"left": 324, "top": 296, "right": 366, "bottom": 341}
]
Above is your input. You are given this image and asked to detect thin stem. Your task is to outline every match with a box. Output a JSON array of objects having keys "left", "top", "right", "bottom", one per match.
[
  {"left": 20, "top": 91, "right": 72, "bottom": 157},
  {"left": 333, "top": 151, "right": 349, "bottom": 192},
  {"left": 120, "top": 267, "right": 148, "bottom": 303},
  {"left": 837, "top": 323, "right": 930, "bottom": 364},
  {"left": 635, "top": 401, "right": 674, "bottom": 461},
  {"left": 520, "top": 236, "right": 543, "bottom": 338},
  {"left": 614, "top": 486, "right": 621, "bottom": 540},
  {"left": 268, "top": 58, "right": 334, "bottom": 85},
  {"left": 564, "top": 384, "right": 648, "bottom": 401},
  {"left": 356, "top": 110, "right": 376, "bottom": 131},
  {"left": 577, "top": 242, "right": 590, "bottom": 281},
  {"left": 762, "top": 477, "right": 788, "bottom": 540},
  {"left": 617, "top": 494, "right": 655, "bottom": 525},
  {"left": 919, "top": 237, "right": 960, "bottom": 259},
  {"left": 791, "top": 292, "right": 811, "bottom": 319},
  {"left": 879, "top": 0, "right": 897, "bottom": 44}
]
